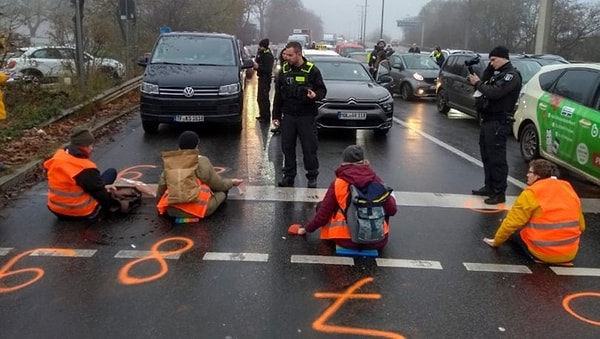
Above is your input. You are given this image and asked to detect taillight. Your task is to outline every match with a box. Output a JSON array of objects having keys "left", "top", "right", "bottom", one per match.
[{"left": 6, "top": 60, "right": 16, "bottom": 69}]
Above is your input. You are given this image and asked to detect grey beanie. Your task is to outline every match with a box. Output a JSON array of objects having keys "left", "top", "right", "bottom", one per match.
[
  {"left": 70, "top": 127, "right": 95, "bottom": 147},
  {"left": 342, "top": 145, "right": 364, "bottom": 163}
]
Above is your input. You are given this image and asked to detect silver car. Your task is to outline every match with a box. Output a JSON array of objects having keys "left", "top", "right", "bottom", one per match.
[{"left": 379, "top": 53, "right": 440, "bottom": 101}]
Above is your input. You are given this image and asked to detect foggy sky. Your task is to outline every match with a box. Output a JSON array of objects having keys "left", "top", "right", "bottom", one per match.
[{"left": 301, "top": 0, "right": 430, "bottom": 40}]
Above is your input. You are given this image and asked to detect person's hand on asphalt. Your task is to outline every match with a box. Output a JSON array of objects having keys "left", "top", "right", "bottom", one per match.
[
  {"left": 483, "top": 237, "right": 496, "bottom": 247},
  {"left": 288, "top": 224, "right": 306, "bottom": 235},
  {"left": 231, "top": 179, "right": 244, "bottom": 186},
  {"left": 105, "top": 184, "right": 117, "bottom": 193}
]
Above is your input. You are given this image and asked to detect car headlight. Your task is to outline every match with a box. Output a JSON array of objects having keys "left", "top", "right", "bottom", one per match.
[
  {"left": 413, "top": 73, "right": 424, "bottom": 81},
  {"left": 141, "top": 82, "right": 159, "bottom": 94},
  {"left": 219, "top": 82, "right": 240, "bottom": 95},
  {"left": 381, "top": 102, "right": 393, "bottom": 112},
  {"left": 378, "top": 93, "right": 392, "bottom": 102}
]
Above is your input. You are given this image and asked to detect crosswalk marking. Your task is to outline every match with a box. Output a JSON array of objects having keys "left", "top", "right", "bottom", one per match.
[
  {"left": 203, "top": 252, "right": 269, "bottom": 262},
  {"left": 291, "top": 255, "right": 354, "bottom": 266},
  {"left": 550, "top": 267, "right": 600, "bottom": 277},
  {"left": 29, "top": 249, "right": 97, "bottom": 257},
  {"left": 463, "top": 262, "right": 532, "bottom": 274},
  {"left": 114, "top": 250, "right": 181, "bottom": 260},
  {"left": 0, "top": 247, "right": 13, "bottom": 256},
  {"left": 376, "top": 258, "right": 443, "bottom": 270}
]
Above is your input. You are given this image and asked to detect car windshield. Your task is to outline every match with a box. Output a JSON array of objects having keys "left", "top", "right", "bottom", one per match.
[
  {"left": 341, "top": 47, "right": 364, "bottom": 55},
  {"left": 511, "top": 60, "right": 542, "bottom": 83},
  {"left": 348, "top": 52, "right": 368, "bottom": 62},
  {"left": 401, "top": 54, "right": 439, "bottom": 70},
  {"left": 317, "top": 61, "right": 372, "bottom": 81},
  {"left": 151, "top": 36, "right": 236, "bottom": 66}
]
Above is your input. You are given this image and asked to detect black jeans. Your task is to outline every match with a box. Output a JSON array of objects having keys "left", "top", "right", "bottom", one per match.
[
  {"left": 257, "top": 76, "right": 272, "bottom": 119},
  {"left": 479, "top": 120, "right": 511, "bottom": 195},
  {"left": 280, "top": 114, "right": 319, "bottom": 179}
]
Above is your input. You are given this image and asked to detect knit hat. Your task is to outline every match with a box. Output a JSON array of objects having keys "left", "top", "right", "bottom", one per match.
[
  {"left": 342, "top": 145, "right": 364, "bottom": 163},
  {"left": 489, "top": 45, "right": 510, "bottom": 60},
  {"left": 70, "top": 127, "right": 95, "bottom": 147},
  {"left": 178, "top": 130, "right": 199, "bottom": 149},
  {"left": 259, "top": 39, "right": 270, "bottom": 48}
]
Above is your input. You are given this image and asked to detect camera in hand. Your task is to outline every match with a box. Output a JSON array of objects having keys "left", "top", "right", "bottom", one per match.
[{"left": 464, "top": 55, "right": 481, "bottom": 75}]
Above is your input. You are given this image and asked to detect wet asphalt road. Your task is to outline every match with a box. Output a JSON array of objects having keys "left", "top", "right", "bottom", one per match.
[{"left": 0, "top": 79, "right": 599, "bottom": 339}]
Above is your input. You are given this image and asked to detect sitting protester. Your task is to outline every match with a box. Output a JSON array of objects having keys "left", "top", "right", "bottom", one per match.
[
  {"left": 156, "top": 131, "right": 243, "bottom": 219},
  {"left": 288, "top": 145, "right": 397, "bottom": 250},
  {"left": 483, "top": 159, "right": 585, "bottom": 264},
  {"left": 44, "top": 127, "right": 118, "bottom": 220}
]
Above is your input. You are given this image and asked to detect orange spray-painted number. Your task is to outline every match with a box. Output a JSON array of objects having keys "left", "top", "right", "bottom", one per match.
[
  {"left": 118, "top": 237, "right": 194, "bottom": 285},
  {"left": 562, "top": 292, "right": 600, "bottom": 327},
  {"left": 313, "top": 277, "right": 406, "bottom": 338},
  {"left": 0, "top": 248, "right": 76, "bottom": 293}
]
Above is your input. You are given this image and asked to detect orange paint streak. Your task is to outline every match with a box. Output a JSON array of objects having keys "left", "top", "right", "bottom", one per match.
[
  {"left": 312, "top": 277, "right": 406, "bottom": 339},
  {"left": 464, "top": 198, "right": 507, "bottom": 214},
  {"left": 118, "top": 165, "right": 157, "bottom": 180},
  {"left": 562, "top": 292, "right": 600, "bottom": 326},
  {"left": 118, "top": 237, "right": 194, "bottom": 285},
  {"left": 0, "top": 248, "right": 76, "bottom": 293}
]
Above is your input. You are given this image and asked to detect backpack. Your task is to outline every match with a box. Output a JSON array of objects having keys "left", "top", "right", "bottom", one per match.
[
  {"left": 344, "top": 181, "right": 393, "bottom": 244},
  {"left": 110, "top": 186, "right": 142, "bottom": 214},
  {"left": 161, "top": 149, "right": 200, "bottom": 204}
]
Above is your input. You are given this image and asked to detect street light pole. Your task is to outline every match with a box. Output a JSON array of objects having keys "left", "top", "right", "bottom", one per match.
[
  {"left": 74, "top": 0, "right": 86, "bottom": 91},
  {"left": 362, "top": 0, "right": 367, "bottom": 45},
  {"left": 379, "top": 0, "right": 385, "bottom": 39}
]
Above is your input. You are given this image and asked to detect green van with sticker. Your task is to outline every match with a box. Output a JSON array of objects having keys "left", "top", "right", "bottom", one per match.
[{"left": 513, "top": 63, "right": 600, "bottom": 185}]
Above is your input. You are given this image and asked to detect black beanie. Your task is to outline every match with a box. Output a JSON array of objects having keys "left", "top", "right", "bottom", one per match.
[
  {"left": 259, "top": 39, "right": 270, "bottom": 48},
  {"left": 489, "top": 45, "right": 510, "bottom": 60},
  {"left": 342, "top": 145, "right": 364, "bottom": 163},
  {"left": 70, "top": 127, "right": 95, "bottom": 147},
  {"left": 178, "top": 131, "right": 199, "bottom": 150}
]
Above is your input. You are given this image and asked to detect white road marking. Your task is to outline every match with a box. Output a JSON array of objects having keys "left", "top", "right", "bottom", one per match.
[
  {"left": 291, "top": 255, "right": 354, "bottom": 266},
  {"left": 376, "top": 258, "right": 443, "bottom": 270},
  {"left": 29, "top": 249, "right": 97, "bottom": 257},
  {"left": 203, "top": 252, "right": 269, "bottom": 262},
  {"left": 115, "top": 250, "right": 181, "bottom": 260},
  {"left": 0, "top": 247, "right": 13, "bottom": 256},
  {"left": 393, "top": 117, "right": 527, "bottom": 190},
  {"left": 463, "top": 262, "right": 532, "bottom": 274},
  {"left": 550, "top": 267, "right": 600, "bottom": 277}
]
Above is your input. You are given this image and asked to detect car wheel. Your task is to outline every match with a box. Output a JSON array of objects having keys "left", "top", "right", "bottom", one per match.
[
  {"left": 374, "top": 128, "right": 389, "bottom": 136},
  {"left": 436, "top": 89, "right": 450, "bottom": 114},
  {"left": 519, "top": 123, "right": 539, "bottom": 162},
  {"left": 142, "top": 121, "right": 159, "bottom": 134},
  {"left": 400, "top": 83, "right": 413, "bottom": 101},
  {"left": 22, "top": 69, "right": 43, "bottom": 85}
]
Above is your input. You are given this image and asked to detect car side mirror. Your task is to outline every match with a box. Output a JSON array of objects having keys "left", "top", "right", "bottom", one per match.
[
  {"left": 136, "top": 55, "right": 148, "bottom": 67},
  {"left": 242, "top": 58, "right": 254, "bottom": 69},
  {"left": 378, "top": 74, "right": 393, "bottom": 83}
]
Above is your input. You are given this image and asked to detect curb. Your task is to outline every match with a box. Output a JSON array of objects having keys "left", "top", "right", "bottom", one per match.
[{"left": 0, "top": 104, "right": 139, "bottom": 193}]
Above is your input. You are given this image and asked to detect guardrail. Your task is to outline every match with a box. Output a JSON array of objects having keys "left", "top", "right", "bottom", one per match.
[{"left": 40, "top": 75, "right": 143, "bottom": 128}]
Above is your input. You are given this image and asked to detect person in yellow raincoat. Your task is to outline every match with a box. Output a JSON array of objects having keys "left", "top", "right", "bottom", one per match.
[{"left": 0, "top": 71, "right": 8, "bottom": 172}]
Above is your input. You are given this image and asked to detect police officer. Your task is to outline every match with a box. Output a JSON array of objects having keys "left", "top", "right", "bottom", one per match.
[
  {"left": 272, "top": 41, "right": 327, "bottom": 188},
  {"left": 254, "top": 38, "right": 274, "bottom": 122},
  {"left": 468, "top": 46, "right": 522, "bottom": 205}
]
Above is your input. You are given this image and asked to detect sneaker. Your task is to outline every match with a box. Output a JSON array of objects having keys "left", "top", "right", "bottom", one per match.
[
  {"left": 484, "top": 194, "right": 505, "bottom": 205},
  {"left": 307, "top": 178, "right": 317, "bottom": 188},
  {"left": 471, "top": 186, "right": 491, "bottom": 196},
  {"left": 278, "top": 176, "right": 294, "bottom": 187}
]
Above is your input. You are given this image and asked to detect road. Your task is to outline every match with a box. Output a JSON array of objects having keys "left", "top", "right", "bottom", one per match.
[{"left": 0, "top": 78, "right": 599, "bottom": 338}]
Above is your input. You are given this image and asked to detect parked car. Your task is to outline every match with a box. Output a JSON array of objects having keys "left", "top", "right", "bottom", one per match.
[
  {"left": 241, "top": 45, "right": 256, "bottom": 80},
  {"left": 309, "top": 56, "right": 394, "bottom": 136},
  {"left": 303, "top": 49, "right": 340, "bottom": 59},
  {"left": 378, "top": 53, "right": 440, "bottom": 101},
  {"left": 2, "top": 46, "right": 125, "bottom": 83},
  {"left": 346, "top": 51, "right": 369, "bottom": 65},
  {"left": 137, "top": 32, "right": 254, "bottom": 134},
  {"left": 513, "top": 63, "right": 600, "bottom": 185},
  {"left": 436, "top": 50, "right": 568, "bottom": 118},
  {"left": 335, "top": 43, "right": 365, "bottom": 57}
]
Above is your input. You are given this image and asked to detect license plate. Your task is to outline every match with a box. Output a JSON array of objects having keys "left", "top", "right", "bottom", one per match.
[
  {"left": 338, "top": 112, "right": 367, "bottom": 120},
  {"left": 174, "top": 115, "right": 204, "bottom": 122}
]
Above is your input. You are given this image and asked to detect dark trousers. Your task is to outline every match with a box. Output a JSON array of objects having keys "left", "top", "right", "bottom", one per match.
[
  {"left": 257, "top": 76, "right": 272, "bottom": 119},
  {"left": 101, "top": 168, "right": 117, "bottom": 185},
  {"left": 280, "top": 114, "right": 319, "bottom": 179},
  {"left": 479, "top": 120, "right": 511, "bottom": 195}
]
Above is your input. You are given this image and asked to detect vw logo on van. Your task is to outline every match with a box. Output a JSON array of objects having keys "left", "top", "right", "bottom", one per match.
[{"left": 183, "top": 86, "right": 195, "bottom": 97}]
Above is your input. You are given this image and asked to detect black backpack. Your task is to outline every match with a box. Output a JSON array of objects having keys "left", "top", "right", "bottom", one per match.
[{"left": 344, "top": 181, "right": 392, "bottom": 244}]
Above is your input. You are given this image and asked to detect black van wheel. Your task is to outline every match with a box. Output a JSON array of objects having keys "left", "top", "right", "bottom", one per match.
[
  {"left": 142, "top": 121, "right": 159, "bottom": 134},
  {"left": 436, "top": 89, "right": 450, "bottom": 114},
  {"left": 519, "top": 123, "right": 539, "bottom": 162}
]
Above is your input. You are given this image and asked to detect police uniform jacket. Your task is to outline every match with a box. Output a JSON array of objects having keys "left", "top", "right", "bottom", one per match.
[
  {"left": 475, "top": 62, "right": 522, "bottom": 121},
  {"left": 255, "top": 47, "right": 274, "bottom": 77},
  {"left": 272, "top": 57, "right": 327, "bottom": 120}
]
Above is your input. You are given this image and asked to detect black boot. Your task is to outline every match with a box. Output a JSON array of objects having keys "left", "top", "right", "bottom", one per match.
[
  {"left": 471, "top": 186, "right": 491, "bottom": 196},
  {"left": 484, "top": 193, "right": 505, "bottom": 205},
  {"left": 278, "top": 176, "right": 294, "bottom": 187}
]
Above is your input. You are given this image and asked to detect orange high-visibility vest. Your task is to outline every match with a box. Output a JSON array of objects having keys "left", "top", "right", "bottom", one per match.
[
  {"left": 521, "top": 178, "right": 582, "bottom": 262},
  {"left": 320, "top": 178, "right": 390, "bottom": 240},
  {"left": 44, "top": 149, "right": 99, "bottom": 217},
  {"left": 157, "top": 179, "right": 212, "bottom": 218}
]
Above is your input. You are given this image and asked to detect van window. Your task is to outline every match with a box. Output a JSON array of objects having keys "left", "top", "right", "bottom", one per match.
[
  {"left": 151, "top": 36, "right": 236, "bottom": 66},
  {"left": 552, "top": 69, "right": 599, "bottom": 106}
]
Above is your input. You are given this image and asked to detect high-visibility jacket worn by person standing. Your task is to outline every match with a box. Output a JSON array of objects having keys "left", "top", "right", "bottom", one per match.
[{"left": 44, "top": 149, "right": 99, "bottom": 216}]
